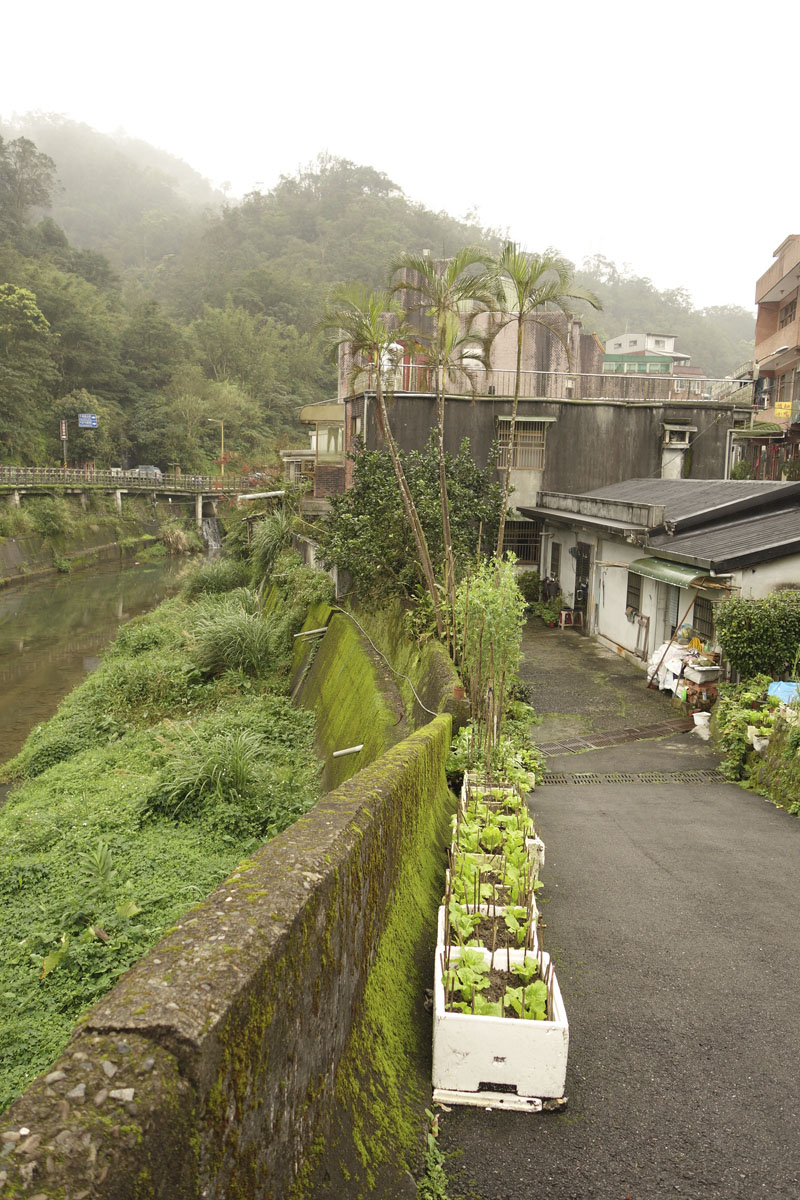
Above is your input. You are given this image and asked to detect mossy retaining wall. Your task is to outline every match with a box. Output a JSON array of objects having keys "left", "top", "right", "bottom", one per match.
[
  {"left": 0, "top": 717, "right": 452, "bottom": 1200},
  {"left": 1, "top": 593, "right": 459, "bottom": 1198}
]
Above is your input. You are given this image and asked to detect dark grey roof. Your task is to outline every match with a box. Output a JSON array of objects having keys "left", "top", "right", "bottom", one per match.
[
  {"left": 581, "top": 478, "right": 800, "bottom": 531},
  {"left": 648, "top": 507, "right": 800, "bottom": 571}
]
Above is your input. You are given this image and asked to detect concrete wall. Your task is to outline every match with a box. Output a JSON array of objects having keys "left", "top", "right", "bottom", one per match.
[
  {"left": 1, "top": 606, "right": 458, "bottom": 1200},
  {"left": 365, "top": 394, "right": 742, "bottom": 500}
]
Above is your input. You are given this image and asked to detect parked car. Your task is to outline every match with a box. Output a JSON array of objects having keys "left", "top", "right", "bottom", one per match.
[{"left": 128, "top": 465, "right": 163, "bottom": 480}]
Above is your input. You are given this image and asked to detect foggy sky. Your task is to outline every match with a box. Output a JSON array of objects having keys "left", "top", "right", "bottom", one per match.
[{"left": 5, "top": 0, "right": 799, "bottom": 311}]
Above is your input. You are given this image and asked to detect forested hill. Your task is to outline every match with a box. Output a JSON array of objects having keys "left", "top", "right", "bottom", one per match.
[{"left": 0, "top": 118, "right": 754, "bottom": 470}]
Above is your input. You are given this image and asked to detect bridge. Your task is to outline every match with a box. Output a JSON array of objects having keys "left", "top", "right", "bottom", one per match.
[{"left": 0, "top": 466, "right": 281, "bottom": 526}]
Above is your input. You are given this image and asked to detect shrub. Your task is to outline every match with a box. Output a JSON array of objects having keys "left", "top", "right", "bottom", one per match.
[
  {"left": 192, "top": 608, "right": 275, "bottom": 678},
  {"left": 250, "top": 508, "right": 295, "bottom": 585},
  {"left": 181, "top": 557, "right": 250, "bottom": 598},
  {"left": 715, "top": 590, "right": 800, "bottom": 679},
  {"left": 516, "top": 570, "right": 541, "bottom": 607},
  {"left": 27, "top": 497, "right": 74, "bottom": 539}
]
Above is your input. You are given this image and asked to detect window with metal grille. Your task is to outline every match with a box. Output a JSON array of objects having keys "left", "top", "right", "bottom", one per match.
[
  {"left": 497, "top": 422, "right": 547, "bottom": 470},
  {"left": 779, "top": 298, "right": 796, "bottom": 329},
  {"left": 626, "top": 571, "right": 642, "bottom": 613},
  {"left": 550, "top": 541, "right": 561, "bottom": 579},
  {"left": 692, "top": 594, "right": 715, "bottom": 642},
  {"left": 502, "top": 520, "right": 540, "bottom": 565}
]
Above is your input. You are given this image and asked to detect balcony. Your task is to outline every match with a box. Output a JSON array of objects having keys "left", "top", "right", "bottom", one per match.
[
  {"left": 346, "top": 364, "right": 754, "bottom": 406},
  {"left": 755, "top": 235, "right": 800, "bottom": 305}
]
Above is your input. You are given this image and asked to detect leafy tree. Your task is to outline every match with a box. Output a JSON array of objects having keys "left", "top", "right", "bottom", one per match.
[
  {"left": 390, "top": 248, "right": 496, "bottom": 630},
  {"left": 52, "top": 389, "right": 129, "bottom": 467},
  {"left": 0, "top": 136, "right": 57, "bottom": 236},
  {"left": 492, "top": 243, "right": 600, "bottom": 553},
  {"left": 0, "top": 283, "right": 58, "bottom": 458},
  {"left": 320, "top": 436, "right": 501, "bottom": 610},
  {"left": 318, "top": 282, "right": 443, "bottom": 634}
]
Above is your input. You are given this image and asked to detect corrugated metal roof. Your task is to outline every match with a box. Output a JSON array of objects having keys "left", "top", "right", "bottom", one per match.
[
  {"left": 581, "top": 478, "right": 800, "bottom": 527},
  {"left": 648, "top": 507, "right": 800, "bottom": 569}
]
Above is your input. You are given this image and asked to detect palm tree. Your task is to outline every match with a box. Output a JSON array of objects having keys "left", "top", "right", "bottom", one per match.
[
  {"left": 390, "top": 248, "right": 497, "bottom": 636},
  {"left": 493, "top": 244, "right": 601, "bottom": 556},
  {"left": 318, "top": 283, "right": 444, "bottom": 635}
]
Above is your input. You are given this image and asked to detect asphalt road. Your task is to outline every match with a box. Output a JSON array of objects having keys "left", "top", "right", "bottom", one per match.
[{"left": 438, "top": 626, "right": 800, "bottom": 1200}]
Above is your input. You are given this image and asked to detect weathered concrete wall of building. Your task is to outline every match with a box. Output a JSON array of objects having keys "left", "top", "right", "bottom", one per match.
[{"left": 362, "top": 394, "right": 742, "bottom": 495}]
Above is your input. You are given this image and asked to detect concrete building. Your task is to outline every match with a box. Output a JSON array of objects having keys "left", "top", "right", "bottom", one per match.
[
  {"left": 602, "top": 331, "right": 710, "bottom": 401},
  {"left": 520, "top": 478, "right": 800, "bottom": 666},
  {"left": 739, "top": 235, "right": 800, "bottom": 480},
  {"left": 282, "top": 267, "right": 753, "bottom": 562}
]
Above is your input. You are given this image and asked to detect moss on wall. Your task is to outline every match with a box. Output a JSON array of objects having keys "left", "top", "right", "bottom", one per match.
[
  {"left": 748, "top": 720, "right": 800, "bottom": 814},
  {"left": 302, "top": 719, "right": 453, "bottom": 1198},
  {"left": 344, "top": 599, "right": 468, "bottom": 732},
  {"left": 296, "top": 613, "right": 406, "bottom": 793}
]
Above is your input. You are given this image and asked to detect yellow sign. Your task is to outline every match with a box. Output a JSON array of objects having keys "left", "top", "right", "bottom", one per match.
[{"left": 775, "top": 401, "right": 792, "bottom": 420}]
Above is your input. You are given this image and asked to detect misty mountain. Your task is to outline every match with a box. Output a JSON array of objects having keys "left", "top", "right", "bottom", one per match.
[{"left": 0, "top": 114, "right": 223, "bottom": 269}]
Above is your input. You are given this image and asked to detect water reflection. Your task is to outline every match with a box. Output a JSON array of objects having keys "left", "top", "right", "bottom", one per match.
[{"left": 0, "top": 559, "right": 185, "bottom": 765}]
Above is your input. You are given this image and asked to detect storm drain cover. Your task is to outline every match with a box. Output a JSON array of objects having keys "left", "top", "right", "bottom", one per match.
[{"left": 541, "top": 769, "right": 727, "bottom": 787}]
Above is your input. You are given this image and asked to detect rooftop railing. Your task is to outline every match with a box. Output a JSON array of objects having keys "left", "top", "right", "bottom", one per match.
[{"left": 349, "top": 364, "right": 755, "bottom": 406}]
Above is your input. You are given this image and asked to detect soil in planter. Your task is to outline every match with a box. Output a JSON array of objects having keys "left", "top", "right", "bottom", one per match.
[
  {"left": 451, "top": 914, "right": 534, "bottom": 951},
  {"left": 446, "top": 967, "right": 549, "bottom": 1020}
]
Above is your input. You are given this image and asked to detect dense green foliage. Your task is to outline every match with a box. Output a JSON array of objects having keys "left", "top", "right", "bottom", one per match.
[
  {"left": 0, "top": 560, "right": 326, "bottom": 1112},
  {"left": 714, "top": 675, "right": 777, "bottom": 780},
  {"left": 319, "top": 436, "right": 501, "bottom": 606},
  {"left": 714, "top": 590, "right": 800, "bottom": 679},
  {"left": 0, "top": 116, "right": 754, "bottom": 473}
]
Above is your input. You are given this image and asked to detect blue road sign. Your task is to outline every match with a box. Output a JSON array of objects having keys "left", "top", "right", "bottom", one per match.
[{"left": 78, "top": 413, "right": 98, "bottom": 428}]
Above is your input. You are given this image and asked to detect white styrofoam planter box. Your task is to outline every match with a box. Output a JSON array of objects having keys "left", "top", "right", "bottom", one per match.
[
  {"left": 432, "top": 945, "right": 568, "bottom": 1102},
  {"left": 437, "top": 903, "right": 538, "bottom": 955},
  {"left": 683, "top": 664, "right": 720, "bottom": 684}
]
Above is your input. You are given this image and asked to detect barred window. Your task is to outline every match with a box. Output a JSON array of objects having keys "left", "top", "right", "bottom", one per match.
[
  {"left": 497, "top": 421, "right": 547, "bottom": 470},
  {"left": 626, "top": 571, "right": 642, "bottom": 613},
  {"left": 550, "top": 541, "right": 561, "bottom": 579},
  {"left": 502, "top": 520, "right": 540, "bottom": 565},
  {"left": 693, "top": 595, "right": 715, "bottom": 642}
]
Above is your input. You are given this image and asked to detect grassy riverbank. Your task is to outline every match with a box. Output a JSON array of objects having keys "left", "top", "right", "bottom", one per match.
[{"left": 0, "top": 556, "right": 333, "bottom": 1112}]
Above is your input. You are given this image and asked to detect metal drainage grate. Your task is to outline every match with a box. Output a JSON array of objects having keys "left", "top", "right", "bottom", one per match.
[{"left": 541, "top": 769, "right": 728, "bottom": 787}]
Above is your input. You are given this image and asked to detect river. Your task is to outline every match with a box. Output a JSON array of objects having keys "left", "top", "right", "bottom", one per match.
[{"left": 0, "top": 558, "right": 185, "bottom": 768}]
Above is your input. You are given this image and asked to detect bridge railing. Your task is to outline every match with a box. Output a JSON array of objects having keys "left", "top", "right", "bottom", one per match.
[{"left": 0, "top": 466, "right": 256, "bottom": 492}]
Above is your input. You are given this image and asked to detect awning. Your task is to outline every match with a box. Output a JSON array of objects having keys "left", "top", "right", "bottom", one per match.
[
  {"left": 732, "top": 423, "right": 784, "bottom": 438},
  {"left": 627, "top": 557, "right": 714, "bottom": 588}
]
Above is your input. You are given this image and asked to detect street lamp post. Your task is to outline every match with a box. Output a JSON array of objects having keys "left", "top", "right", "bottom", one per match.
[{"left": 207, "top": 418, "right": 224, "bottom": 476}]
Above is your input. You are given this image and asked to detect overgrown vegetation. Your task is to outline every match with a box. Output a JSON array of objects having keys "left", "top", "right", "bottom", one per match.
[
  {"left": 320, "top": 436, "right": 502, "bottom": 612},
  {"left": 714, "top": 674, "right": 777, "bottom": 781},
  {"left": 1, "top": 117, "right": 752, "bottom": 471},
  {"left": 0, "top": 553, "right": 326, "bottom": 1112},
  {"left": 715, "top": 590, "right": 800, "bottom": 679},
  {"left": 715, "top": 672, "right": 800, "bottom": 816}
]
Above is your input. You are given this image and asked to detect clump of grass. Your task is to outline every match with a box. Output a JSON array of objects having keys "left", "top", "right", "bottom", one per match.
[
  {"left": 182, "top": 556, "right": 250, "bottom": 597},
  {"left": 0, "top": 506, "right": 36, "bottom": 538},
  {"left": 192, "top": 608, "right": 275, "bottom": 679},
  {"left": 250, "top": 508, "right": 295, "bottom": 585},
  {"left": 161, "top": 523, "right": 198, "bottom": 554}
]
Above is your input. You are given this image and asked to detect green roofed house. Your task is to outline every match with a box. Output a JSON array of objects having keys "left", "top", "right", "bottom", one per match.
[
  {"left": 603, "top": 331, "right": 710, "bottom": 401},
  {"left": 519, "top": 477, "right": 800, "bottom": 672}
]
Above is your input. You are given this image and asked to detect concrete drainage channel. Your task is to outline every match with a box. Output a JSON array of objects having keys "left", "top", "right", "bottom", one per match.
[{"left": 542, "top": 768, "right": 727, "bottom": 786}]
